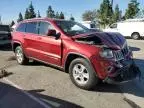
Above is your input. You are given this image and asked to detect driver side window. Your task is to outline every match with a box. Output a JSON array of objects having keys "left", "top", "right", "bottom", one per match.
[{"left": 38, "top": 22, "right": 53, "bottom": 36}]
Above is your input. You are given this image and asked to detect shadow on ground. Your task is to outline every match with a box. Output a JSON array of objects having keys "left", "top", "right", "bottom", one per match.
[
  {"left": 0, "top": 82, "right": 82, "bottom": 108},
  {"left": 0, "top": 44, "right": 12, "bottom": 51}
]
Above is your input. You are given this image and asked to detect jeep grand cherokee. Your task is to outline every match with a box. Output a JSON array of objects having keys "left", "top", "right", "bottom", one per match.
[{"left": 12, "top": 18, "right": 140, "bottom": 90}]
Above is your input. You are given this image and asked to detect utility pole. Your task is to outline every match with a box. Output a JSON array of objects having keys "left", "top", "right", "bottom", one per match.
[
  {"left": 111, "top": 0, "right": 113, "bottom": 7},
  {"left": 0, "top": 15, "right": 2, "bottom": 24}
]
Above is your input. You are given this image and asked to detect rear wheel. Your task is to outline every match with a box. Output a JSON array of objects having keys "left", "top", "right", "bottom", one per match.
[
  {"left": 15, "top": 46, "right": 29, "bottom": 65},
  {"left": 69, "top": 58, "right": 98, "bottom": 90},
  {"left": 131, "top": 32, "right": 140, "bottom": 40}
]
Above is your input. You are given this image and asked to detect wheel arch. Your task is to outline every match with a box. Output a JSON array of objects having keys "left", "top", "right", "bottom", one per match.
[
  {"left": 12, "top": 41, "right": 22, "bottom": 52},
  {"left": 64, "top": 52, "right": 91, "bottom": 73}
]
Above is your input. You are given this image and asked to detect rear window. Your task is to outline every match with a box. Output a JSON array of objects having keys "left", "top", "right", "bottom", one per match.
[
  {"left": 16, "top": 23, "right": 26, "bottom": 32},
  {"left": 0, "top": 25, "right": 10, "bottom": 32}
]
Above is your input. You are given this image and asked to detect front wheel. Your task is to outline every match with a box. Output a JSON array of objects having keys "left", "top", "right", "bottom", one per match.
[
  {"left": 15, "top": 46, "right": 29, "bottom": 65},
  {"left": 69, "top": 58, "right": 98, "bottom": 90}
]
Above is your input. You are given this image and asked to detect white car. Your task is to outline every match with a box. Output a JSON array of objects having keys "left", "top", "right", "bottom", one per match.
[{"left": 103, "top": 19, "right": 144, "bottom": 40}]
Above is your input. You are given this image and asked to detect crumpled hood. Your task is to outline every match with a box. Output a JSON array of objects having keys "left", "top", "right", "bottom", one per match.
[{"left": 73, "top": 32, "right": 126, "bottom": 50}]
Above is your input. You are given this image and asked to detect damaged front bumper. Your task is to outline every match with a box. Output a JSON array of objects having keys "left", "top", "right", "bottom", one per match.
[{"left": 103, "top": 60, "right": 141, "bottom": 84}]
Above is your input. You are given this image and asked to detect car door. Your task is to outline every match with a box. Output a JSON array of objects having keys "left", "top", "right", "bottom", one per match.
[
  {"left": 32, "top": 21, "right": 62, "bottom": 66},
  {"left": 24, "top": 21, "right": 41, "bottom": 59}
]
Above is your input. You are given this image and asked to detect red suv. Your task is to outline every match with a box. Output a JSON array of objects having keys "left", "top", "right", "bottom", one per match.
[{"left": 12, "top": 18, "right": 140, "bottom": 90}]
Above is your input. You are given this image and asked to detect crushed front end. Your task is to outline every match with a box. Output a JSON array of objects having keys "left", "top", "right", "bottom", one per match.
[
  {"left": 74, "top": 32, "right": 141, "bottom": 84},
  {"left": 98, "top": 44, "right": 141, "bottom": 84},
  {"left": 103, "top": 59, "right": 140, "bottom": 84}
]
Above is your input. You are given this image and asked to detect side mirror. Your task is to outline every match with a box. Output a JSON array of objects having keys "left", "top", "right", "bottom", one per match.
[
  {"left": 47, "top": 29, "right": 57, "bottom": 36},
  {"left": 47, "top": 29, "right": 61, "bottom": 40}
]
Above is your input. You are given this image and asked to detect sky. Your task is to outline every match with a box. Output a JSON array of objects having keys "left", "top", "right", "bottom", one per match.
[{"left": 0, "top": 0, "right": 143, "bottom": 24}]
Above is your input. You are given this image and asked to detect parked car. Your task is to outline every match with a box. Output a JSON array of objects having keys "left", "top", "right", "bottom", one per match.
[
  {"left": 12, "top": 18, "right": 140, "bottom": 90},
  {"left": 103, "top": 19, "right": 144, "bottom": 40},
  {"left": 81, "top": 21, "right": 100, "bottom": 31},
  {"left": 0, "top": 25, "right": 11, "bottom": 45}
]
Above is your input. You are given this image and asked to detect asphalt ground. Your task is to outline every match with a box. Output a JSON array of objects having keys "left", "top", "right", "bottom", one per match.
[{"left": 0, "top": 39, "right": 144, "bottom": 108}]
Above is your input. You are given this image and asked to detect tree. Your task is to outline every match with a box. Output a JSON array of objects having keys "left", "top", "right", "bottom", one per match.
[
  {"left": 59, "top": 12, "right": 65, "bottom": 19},
  {"left": 24, "top": 8, "right": 29, "bottom": 19},
  {"left": 17, "top": 12, "right": 23, "bottom": 22},
  {"left": 70, "top": 14, "right": 75, "bottom": 21},
  {"left": 135, "top": 9, "right": 144, "bottom": 18},
  {"left": 113, "top": 4, "right": 121, "bottom": 22},
  {"left": 55, "top": 12, "right": 60, "bottom": 19},
  {"left": 28, "top": 1, "right": 36, "bottom": 18},
  {"left": 37, "top": 10, "right": 41, "bottom": 18},
  {"left": 125, "top": 0, "right": 140, "bottom": 19},
  {"left": 97, "top": 0, "right": 113, "bottom": 27},
  {"left": 82, "top": 10, "right": 97, "bottom": 21},
  {"left": 10, "top": 20, "right": 15, "bottom": 27},
  {"left": 47, "top": 6, "right": 55, "bottom": 18}
]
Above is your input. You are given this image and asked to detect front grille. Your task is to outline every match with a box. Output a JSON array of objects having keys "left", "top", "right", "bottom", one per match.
[{"left": 114, "top": 46, "right": 129, "bottom": 61}]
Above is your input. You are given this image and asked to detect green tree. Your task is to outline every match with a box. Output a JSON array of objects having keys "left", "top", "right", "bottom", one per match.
[
  {"left": 55, "top": 12, "right": 60, "bottom": 19},
  {"left": 28, "top": 1, "right": 36, "bottom": 18},
  {"left": 97, "top": 0, "right": 113, "bottom": 27},
  {"left": 24, "top": 8, "right": 29, "bottom": 19},
  {"left": 136, "top": 9, "right": 144, "bottom": 18},
  {"left": 47, "top": 6, "right": 55, "bottom": 18},
  {"left": 59, "top": 12, "right": 65, "bottom": 19},
  {"left": 70, "top": 14, "right": 75, "bottom": 21},
  {"left": 37, "top": 10, "right": 41, "bottom": 18},
  {"left": 113, "top": 4, "right": 121, "bottom": 22},
  {"left": 82, "top": 10, "right": 96, "bottom": 21},
  {"left": 17, "top": 12, "right": 23, "bottom": 22},
  {"left": 10, "top": 20, "right": 15, "bottom": 27},
  {"left": 125, "top": 0, "right": 140, "bottom": 19}
]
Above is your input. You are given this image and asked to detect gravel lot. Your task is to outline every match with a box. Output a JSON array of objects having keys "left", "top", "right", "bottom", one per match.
[{"left": 0, "top": 39, "right": 144, "bottom": 108}]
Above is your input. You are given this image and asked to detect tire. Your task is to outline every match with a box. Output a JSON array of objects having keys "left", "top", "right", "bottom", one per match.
[
  {"left": 131, "top": 32, "right": 140, "bottom": 40},
  {"left": 69, "top": 58, "right": 98, "bottom": 90},
  {"left": 15, "top": 46, "right": 29, "bottom": 65}
]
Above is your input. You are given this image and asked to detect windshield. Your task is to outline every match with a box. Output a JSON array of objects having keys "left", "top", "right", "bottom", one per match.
[
  {"left": 55, "top": 20, "right": 91, "bottom": 36},
  {"left": 0, "top": 25, "right": 10, "bottom": 32}
]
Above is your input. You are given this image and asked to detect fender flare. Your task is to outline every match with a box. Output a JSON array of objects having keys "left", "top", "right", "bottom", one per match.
[{"left": 64, "top": 52, "right": 97, "bottom": 76}]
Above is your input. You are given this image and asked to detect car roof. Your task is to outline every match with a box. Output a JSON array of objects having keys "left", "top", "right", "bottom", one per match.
[
  {"left": 0, "top": 24, "right": 9, "bottom": 26},
  {"left": 21, "top": 17, "right": 69, "bottom": 23}
]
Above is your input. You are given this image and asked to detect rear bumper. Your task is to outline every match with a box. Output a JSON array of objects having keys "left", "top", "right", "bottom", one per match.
[{"left": 103, "top": 62, "right": 140, "bottom": 84}]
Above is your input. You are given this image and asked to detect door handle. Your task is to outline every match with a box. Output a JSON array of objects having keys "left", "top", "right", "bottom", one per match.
[{"left": 37, "top": 37, "right": 42, "bottom": 40}]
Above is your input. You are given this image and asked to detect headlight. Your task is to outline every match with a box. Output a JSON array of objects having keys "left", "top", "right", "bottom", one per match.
[{"left": 100, "top": 49, "right": 113, "bottom": 59}]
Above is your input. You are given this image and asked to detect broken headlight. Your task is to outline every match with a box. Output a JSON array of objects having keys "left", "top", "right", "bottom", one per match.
[{"left": 100, "top": 49, "right": 113, "bottom": 59}]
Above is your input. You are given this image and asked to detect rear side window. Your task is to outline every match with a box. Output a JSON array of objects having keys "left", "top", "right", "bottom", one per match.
[
  {"left": 39, "top": 22, "right": 53, "bottom": 35},
  {"left": 110, "top": 23, "right": 117, "bottom": 28},
  {"left": 26, "top": 22, "right": 38, "bottom": 34},
  {"left": 16, "top": 23, "right": 26, "bottom": 32}
]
